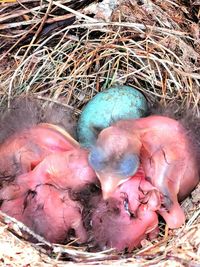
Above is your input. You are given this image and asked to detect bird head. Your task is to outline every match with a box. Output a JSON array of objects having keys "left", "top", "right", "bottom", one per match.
[
  {"left": 88, "top": 125, "right": 141, "bottom": 199},
  {"left": 90, "top": 175, "right": 159, "bottom": 252}
]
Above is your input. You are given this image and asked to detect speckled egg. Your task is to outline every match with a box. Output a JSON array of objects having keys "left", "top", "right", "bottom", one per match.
[{"left": 77, "top": 85, "right": 148, "bottom": 148}]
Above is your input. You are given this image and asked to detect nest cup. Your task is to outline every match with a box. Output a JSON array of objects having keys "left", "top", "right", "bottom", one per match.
[{"left": 0, "top": 0, "right": 199, "bottom": 266}]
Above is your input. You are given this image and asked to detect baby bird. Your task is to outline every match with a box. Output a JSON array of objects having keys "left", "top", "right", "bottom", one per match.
[
  {"left": 0, "top": 96, "right": 98, "bottom": 243},
  {"left": 0, "top": 149, "right": 97, "bottom": 243},
  {"left": 89, "top": 115, "right": 200, "bottom": 228},
  {"left": 0, "top": 123, "right": 80, "bottom": 181},
  {"left": 90, "top": 168, "right": 159, "bottom": 251},
  {"left": 0, "top": 97, "right": 78, "bottom": 181}
]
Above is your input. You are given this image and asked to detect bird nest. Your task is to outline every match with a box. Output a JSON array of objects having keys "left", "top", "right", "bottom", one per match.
[{"left": 0, "top": 0, "right": 199, "bottom": 266}]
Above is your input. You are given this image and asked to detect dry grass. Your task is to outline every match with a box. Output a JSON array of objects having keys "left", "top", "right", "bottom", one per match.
[
  {"left": 0, "top": 0, "right": 199, "bottom": 266},
  {"left": 1, "top": 24, "right": 200, "bottom": 115},
  {"left": 0, "top": 1, "right": 199, "bottom": 114}
]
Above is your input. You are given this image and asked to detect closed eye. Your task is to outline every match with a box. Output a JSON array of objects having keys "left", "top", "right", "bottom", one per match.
[
  {"left": 117, "top": 154, "right": 139, "bottom": 178},
  {"left": 88, "top": 147, "right": 107, "bottom": 172}
]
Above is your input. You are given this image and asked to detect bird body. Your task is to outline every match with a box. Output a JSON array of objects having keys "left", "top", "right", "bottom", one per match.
[
  {"left": 91, "top": 169, "right": 159, "bottom": 251},
  {"left": 89, "top": 115, "right": 199, "bottom": 228},
  {"left": 0, "top": 149, "right": 97, "bottom": 243},
  {"left": 0, "top": 123, "right": 79, "bottom": 179},
  {"left": 0, "top": 98, "right": 98, "bottom": 244},
  {"left": 0, "top": 98, "right": 198, "bottom": 251}
]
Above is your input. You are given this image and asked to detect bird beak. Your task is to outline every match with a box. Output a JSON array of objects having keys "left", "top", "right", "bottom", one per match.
[{"left": 97, "top": 173, "right": 124, "bottom": 199}]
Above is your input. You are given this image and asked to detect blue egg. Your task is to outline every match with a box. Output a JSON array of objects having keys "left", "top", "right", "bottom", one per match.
[{"left": 77, "top": 85, "right": 148, "bottom": 148}]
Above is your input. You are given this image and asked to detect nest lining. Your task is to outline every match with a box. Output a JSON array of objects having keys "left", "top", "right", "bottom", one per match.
[{"left": 0, "top": 0, "right": 199, "bottom": 266}]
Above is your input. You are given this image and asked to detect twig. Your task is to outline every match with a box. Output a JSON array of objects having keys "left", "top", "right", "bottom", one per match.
[{"left": 21, "top": 0, "right": 53, "bottom": 61}]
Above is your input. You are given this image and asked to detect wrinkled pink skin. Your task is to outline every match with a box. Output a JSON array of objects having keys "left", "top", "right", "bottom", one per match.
[
  {"left": 1, "top": 183, "right": 87, "bottom": 243},
  {"left": 0, "top": 149, "right": 98, "bottom": 243},
  {"left": 95, "top": 116, "right": 199, "bottom": 228},
  {"left": 91, "top": 169, "right": 159, "bottom": 252},
  {"left": 0, "top": 123, "right": 79, "bottom": 177},
  {"left": 0, "top": 124, "right": 98, "bottom": 243}
]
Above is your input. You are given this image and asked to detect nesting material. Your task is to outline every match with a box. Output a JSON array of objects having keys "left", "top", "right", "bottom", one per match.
[{"left": 0, "top": 0, "right": 199, "bottom": 266}]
